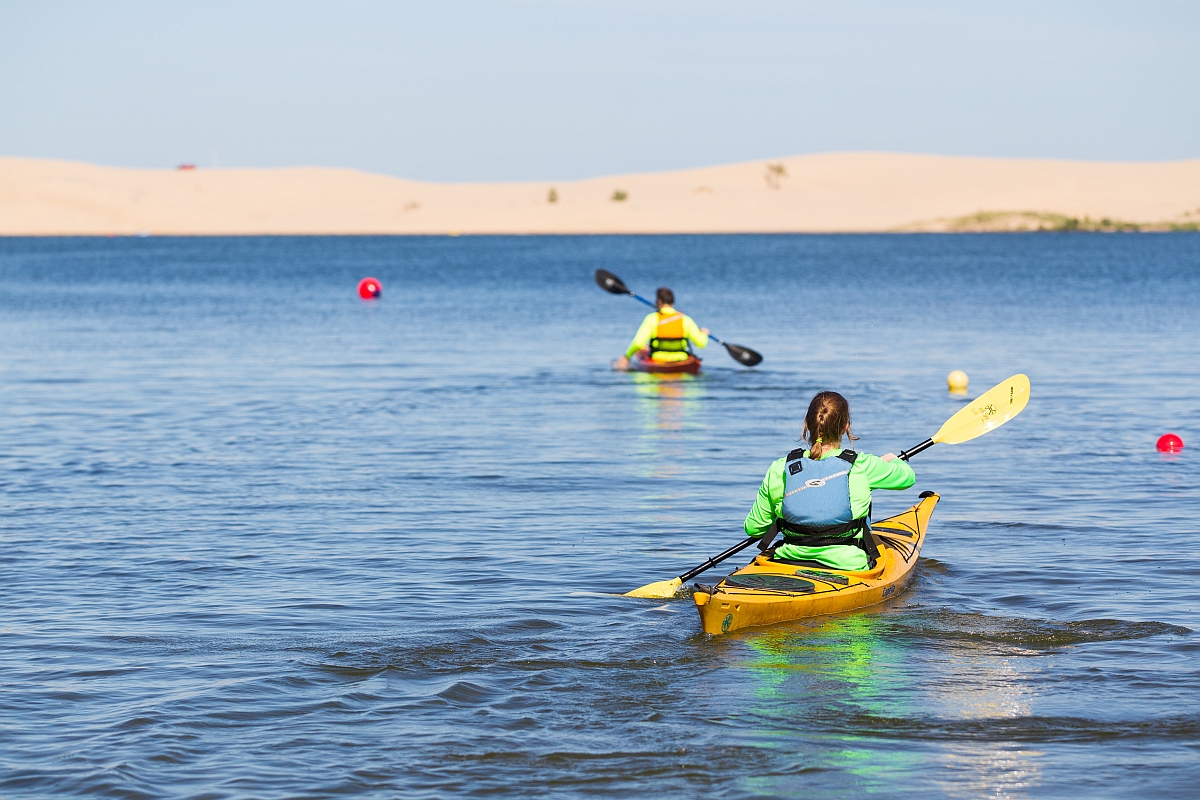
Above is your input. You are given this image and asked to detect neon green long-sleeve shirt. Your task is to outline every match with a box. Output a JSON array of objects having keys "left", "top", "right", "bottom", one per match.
[
  {"left": 624, "top": 306, "right": 709, "bottom": 359},
  {"left": 743, "top": 447, "right": 916, "bottom": 570}
]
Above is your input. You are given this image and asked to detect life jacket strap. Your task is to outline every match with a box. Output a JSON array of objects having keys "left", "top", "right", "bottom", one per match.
[
  {"left": 778, "top": 517, "right": 867, "bottom": 539},
  {"left": 785, "top": 449, "right": 858, "bottom": 475},
  {"left": 862, "top": 521, "right": 880, "bottom": 566},
  {"left": 775, "top": 517, "right": 879, "bottom": 568},
  {"left": 649, "top": 336, "right": 690, "bottom": 353}
]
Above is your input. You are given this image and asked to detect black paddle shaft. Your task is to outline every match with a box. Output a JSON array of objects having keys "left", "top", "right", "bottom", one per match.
[
  {"left": 677, "top": 524, "right": 778, "bottom": 583},
  {"left": 899, "top": 438, "right": 935, "bottom": 461},
  {"left": 678, "top": 536, "right": 760, "bottom": 583}
]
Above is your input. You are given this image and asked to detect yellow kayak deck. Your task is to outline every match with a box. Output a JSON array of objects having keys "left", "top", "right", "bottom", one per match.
[{"left": 694, "top": 493, "right": 939, "bottom": 634}]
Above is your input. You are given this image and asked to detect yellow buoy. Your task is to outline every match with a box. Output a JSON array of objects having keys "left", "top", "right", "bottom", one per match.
[{"left": 947, "top": 370, "right": 969, "bottom": 395}]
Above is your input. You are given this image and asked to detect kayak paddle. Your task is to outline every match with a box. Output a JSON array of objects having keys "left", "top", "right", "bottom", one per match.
[
  {"left": 594, "top": 269, "right": 763, "bottom": 367},
  {"left": 623, "top": 529, "right": 777, "bottom": 600},
  {"left": 897, "top": 373, "right": 1031, "bottom": 461},
  {"left": 624, "top": 374, "right": 1031, "bottom": 599}
]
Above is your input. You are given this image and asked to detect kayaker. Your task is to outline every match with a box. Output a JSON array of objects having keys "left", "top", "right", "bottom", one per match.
[
  {"left": 744, "top": 391, "right": 915, "bottom": 570},
  {"left": 614, "top": 288, "right": 709, "bottom": 369}
]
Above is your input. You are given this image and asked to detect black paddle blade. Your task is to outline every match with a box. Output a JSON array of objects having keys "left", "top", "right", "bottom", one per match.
[
  {"left": 595, "top": 269, "right": 630, "bottom": 295},
  {"left": 725, "top": 342, "right": 763, "bottom": 366}
]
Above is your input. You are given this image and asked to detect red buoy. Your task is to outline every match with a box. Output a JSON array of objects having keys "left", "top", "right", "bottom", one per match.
[
  {"left": 1156, "top": 433, "right": 1184, "bottom": 452},
  {"left": 357, "top": 277, "right": 381, "bottom": 300}
]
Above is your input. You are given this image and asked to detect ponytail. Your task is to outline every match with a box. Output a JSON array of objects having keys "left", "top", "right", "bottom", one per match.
[{"left": 801, "top": 391, "right": 857, "bottom": 459}]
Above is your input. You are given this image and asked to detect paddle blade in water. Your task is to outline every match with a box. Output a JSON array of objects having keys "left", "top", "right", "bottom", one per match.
[
  {"left": 624, "top": 576, "right": 682, "bottom": 599},
  {"left": 724, "top": 342, "right": 763, "bottom": 366},
  {"left": 595, "top": 269, "right": 631, "bottom": 295},
  {"left": 933, "top": 374, "right": 1030, "bottom": 445}
]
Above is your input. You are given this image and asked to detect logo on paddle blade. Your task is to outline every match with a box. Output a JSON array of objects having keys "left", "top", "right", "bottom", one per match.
[
  {"left": 721, "top": 614, "right": 733, "bottom": 633},
  {"left": 972, "top": 403, "right": 998, "bottom": 423}
]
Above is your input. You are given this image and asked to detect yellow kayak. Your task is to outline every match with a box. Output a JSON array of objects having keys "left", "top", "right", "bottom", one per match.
[{"left": 693, "top": 492, "right": 939, "bottom": 634}]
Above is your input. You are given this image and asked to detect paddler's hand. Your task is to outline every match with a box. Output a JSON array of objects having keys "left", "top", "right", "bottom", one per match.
[
  {"left": 700, "top": 327, "right": 710, "bottom": 334},
  {"left": 881, "top": 453, "right": 898, "bottom": 462},
  {"left": 615, "top": 356, "right": 629, "bottom": 369}
]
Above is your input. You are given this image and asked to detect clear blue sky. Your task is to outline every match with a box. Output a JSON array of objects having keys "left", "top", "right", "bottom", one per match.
[{"left": 2, "top": 0, "right": 1197, "bottom": 181}]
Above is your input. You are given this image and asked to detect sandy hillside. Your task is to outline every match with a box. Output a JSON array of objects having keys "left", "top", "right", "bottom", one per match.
[{"left": 2, "top": 152, "right": 1199, "bottom": 235}]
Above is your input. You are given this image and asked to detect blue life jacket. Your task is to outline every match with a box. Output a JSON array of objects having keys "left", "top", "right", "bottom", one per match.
[{"left": 778, "top": 448, "right": 869, "bottom": 543}]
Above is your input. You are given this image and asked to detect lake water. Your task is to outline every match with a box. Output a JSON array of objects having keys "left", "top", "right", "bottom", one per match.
[{"left": 1, "top": 234, "right": 1197, "bottom": 798}]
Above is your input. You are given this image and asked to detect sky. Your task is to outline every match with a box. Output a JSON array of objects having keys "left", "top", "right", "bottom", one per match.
[{"left": 2, "top": 0, "right": 1198, "bottom": 181}]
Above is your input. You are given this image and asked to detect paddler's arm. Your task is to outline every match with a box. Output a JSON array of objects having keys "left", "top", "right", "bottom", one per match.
[
  {"left": 744, "top": 458, "right": 786, "bottom": 537},
  {"left": 857, "top": 452, "right": 916, "bottom": 490},
  {"left": 682, "top": 314, "right": 709, "bottom": 349},
  {"left": 624, "top": 312, "right": 659, "bottom": 358}
]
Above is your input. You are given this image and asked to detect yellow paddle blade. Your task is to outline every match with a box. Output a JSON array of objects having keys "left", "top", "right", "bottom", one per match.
[
  {"left": 624, "top": 577, "right": 683, "bottom": 599},
  {"left": 933, "top": 373, "right": 1030, "bottom": 445}
]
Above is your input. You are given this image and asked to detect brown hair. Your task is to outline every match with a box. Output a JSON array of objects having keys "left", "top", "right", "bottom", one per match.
[
  {"left": 802, "top": 391, "right": 857, "bottom": 459},
  {"left": 655, "top": 287, "right": 674, "bottom": 307}
]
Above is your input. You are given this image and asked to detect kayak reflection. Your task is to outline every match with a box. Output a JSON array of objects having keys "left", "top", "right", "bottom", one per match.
[
  {"left": 632, "top": 372, "right": 699, "bottom": 433},
  {"left": 737, "top": 614, "right": 925, "bottom": 793},
  {"left": 732, "top": 613, "right": 1042, "bottom": 795},
  {"left": 630, "top": 373, "right": 704, "bottom": 482},
  {"left": 742, "top": 613, "right": 910, "bottom": 713}
]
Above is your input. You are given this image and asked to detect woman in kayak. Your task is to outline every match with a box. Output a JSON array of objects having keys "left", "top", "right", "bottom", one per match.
[
  {"left": 614, "top": 287, "right": 709, "bottom": 369},
  {"left": 744, "top": 391, "right": 915, "bottom": 570}
]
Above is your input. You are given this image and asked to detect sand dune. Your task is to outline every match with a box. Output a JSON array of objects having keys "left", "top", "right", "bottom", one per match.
[{"left": 2, "top": 152, "right": 1198, "bottom": 235}]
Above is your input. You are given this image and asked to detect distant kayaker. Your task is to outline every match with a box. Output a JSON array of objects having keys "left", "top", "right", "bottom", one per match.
[
  {"left": 614, "top": 287, "right": 709, "bottom": 369},
  {"left": 744, "top": 391, "right": 915, "bottom": 570}
]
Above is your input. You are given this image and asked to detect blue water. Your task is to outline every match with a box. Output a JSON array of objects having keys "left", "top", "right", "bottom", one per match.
[{"left": 1, "top": 234, "right": 1197, "bottom": 798}]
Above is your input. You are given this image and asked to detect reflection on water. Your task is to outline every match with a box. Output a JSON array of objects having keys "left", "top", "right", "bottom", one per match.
[
  {"left": 934, "top": 746, "right": 1042, "bottom": 800},
  {"left": 632, "top": 372, "right": 701, "bottom": 433},
  {"left": 732, "top": 613, "right": 1045, "bottom": 796},
  {"left": 738, "top": 614, "right": 929, "bottom": 795},
  {"left": 742, "top": 614, "right": 896, "bottom": 703},
  {"left": 631, "top": 373, "right": 704, "bottom": 480}
]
